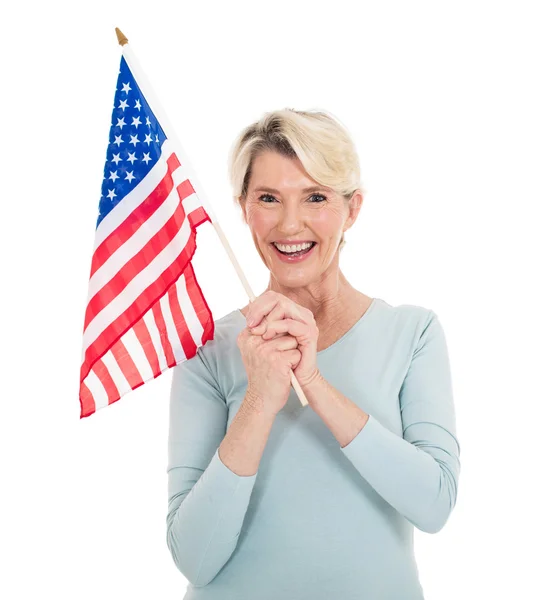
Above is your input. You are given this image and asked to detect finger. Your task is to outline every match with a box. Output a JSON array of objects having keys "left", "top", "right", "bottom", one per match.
[
  {"left": 258, "top": 318, "right": 309, "bottom": 341},
  {"left": 246, "top": 291, "right": 308, "bottom": 328}
]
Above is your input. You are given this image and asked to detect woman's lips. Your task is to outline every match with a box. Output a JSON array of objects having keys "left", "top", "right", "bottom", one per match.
[{"left": 271, "top": 242, "right": 317, "bottom": 263}]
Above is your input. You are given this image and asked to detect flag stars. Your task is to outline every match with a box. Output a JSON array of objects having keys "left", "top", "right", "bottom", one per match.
[
  {"left": 125, "top": 171, "right": 136, "bottom": 183},
  {"left": 145, "top": 116, "right": 151, "bottom": 126},
  {"left": 116, "top": 117, "right": 126, "bottom": 129},
  {"left": 121, "top": 82, "right": 131, "bottom": 93},
  {"left": 107, "top": 189, "right": 117, "bottom": 199},
  {"left": 127, "top": 151, "right": 137, "bottom": 164},
  {"left": 144, "top": 133, "right": 153, "bottom": 145},
  {"left": 108, "top": 170, "right": 119, "bottom": 182},
  {"left": 129, "top": 134, "right": 140, "bottom": 146},
  {"left": 134, "top": 99, "right": 141, "bottom": 110},
  {"left": 142, "top": 152, "right": 151, "bottom": 164},
  {"left": 131, "top": 116, "right": 142, "bottom": 127},
  {"left": 113, "top": 135, "right": 123, "bottom": 146},
  {"left": 155, "top": 134, "right": 159, "bottom": 143},
  {"left": 118, "top": 99, "right": 129, "bottom": 110},
  {"left": 111, "top": 153, "right": 122, "bottom": 165}
]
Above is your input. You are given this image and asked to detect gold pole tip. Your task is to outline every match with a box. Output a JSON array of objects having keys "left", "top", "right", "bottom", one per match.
[{"left": 115, "top": 27, "right": 128, "bottom": 46}]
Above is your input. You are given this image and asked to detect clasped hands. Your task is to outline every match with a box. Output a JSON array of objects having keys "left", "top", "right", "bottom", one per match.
[{"left": 245, "top": 290, "right": 321, "bottom": 388}]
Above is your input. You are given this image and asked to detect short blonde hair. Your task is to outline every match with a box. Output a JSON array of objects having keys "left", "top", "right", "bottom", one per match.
[{"left": 228, "top": 108, "right": 365, "bottom": 252}]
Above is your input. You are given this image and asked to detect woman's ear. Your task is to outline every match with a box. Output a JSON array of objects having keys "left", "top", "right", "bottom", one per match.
[{"left": 343, "top": 189, "right": 364, "bottom": 232}]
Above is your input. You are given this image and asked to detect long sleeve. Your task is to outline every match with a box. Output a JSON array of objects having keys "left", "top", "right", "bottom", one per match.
[
  {"left": 166, "top": 348, "right": 258, "bottom": 587},
  {"left": 340, "top": 310, "right": 461, "bottom": 534}
]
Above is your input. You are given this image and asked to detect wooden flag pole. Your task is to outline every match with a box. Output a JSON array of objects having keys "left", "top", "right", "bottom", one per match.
[{"left": 114, "top": 27, "right": 309, "bottom": 407}]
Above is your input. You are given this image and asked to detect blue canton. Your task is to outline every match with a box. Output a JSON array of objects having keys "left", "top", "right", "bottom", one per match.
[{"left": 97, "top": 56, "right": 167, "bottom": 227}]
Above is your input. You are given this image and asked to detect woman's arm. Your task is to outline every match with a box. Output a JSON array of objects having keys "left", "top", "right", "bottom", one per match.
[
  {"left": 302, "top": 310, "right": 461, "bottom": 534},
  {"left": 166, "top": 353, "right": 273, "bottom": 587}
]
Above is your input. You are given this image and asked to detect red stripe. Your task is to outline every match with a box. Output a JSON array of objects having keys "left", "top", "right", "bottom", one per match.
[
  {"left": 80, "top": 181, "right": 212, "bottom": 385},
  {"left": 168, "top": 278, "right": 196, "bottom": 361},
  {"left": 92, "top": 358, "right": 120, "bottom": 406},
  {"left": 84, "top": 178, "right": 193, "bottom": 330},
  {"left": 152, "top": 301, "right": 175, "bottom": 368},
  {"left": 111, "top": 337, "right": 145, "bottom": 389},
  {"left": 133, "top": 317, "right": 161, "bottom": 377},
  {"left": 79, "top": 381, "right": 96, "bottom": 419},
  {"left": 90, "top": 153, "right": 182, "bottom": 278}
]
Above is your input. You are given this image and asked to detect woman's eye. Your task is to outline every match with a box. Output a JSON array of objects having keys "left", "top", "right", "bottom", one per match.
[{"left": 258, "top": 193, "right": 326, "bottom": 203}]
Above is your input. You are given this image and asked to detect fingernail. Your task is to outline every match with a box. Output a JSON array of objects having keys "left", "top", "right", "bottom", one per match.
[{"left": 247, "top": 317, "right": 256, "bottom": 327}]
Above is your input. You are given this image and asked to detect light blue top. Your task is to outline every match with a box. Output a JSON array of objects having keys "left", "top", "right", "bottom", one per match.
[{"left": 166, "top": 297, "right": 461, "bottom": 600}]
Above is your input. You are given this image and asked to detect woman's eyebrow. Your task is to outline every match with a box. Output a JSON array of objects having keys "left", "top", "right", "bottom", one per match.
[{"left": 254, "top": 186, "right": 329, "bottom": 194}]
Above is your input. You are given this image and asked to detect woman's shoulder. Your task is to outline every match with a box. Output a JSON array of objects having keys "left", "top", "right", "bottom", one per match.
[{"left": 370, "top": 297, "right": 437, "bottom": 343}]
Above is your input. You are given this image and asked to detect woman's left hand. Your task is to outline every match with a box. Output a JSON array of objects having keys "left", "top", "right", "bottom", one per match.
[{"left": 245, "top": 290, "right": 320, "bottom": 387}]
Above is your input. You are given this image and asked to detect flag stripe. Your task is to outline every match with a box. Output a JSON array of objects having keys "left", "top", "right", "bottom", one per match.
[
  {"left": 131, "top": 319, "right": 159, "bottom": 380},
  {"left": 90, "top": 153, "right": 183, "bottom": 279},
  {"left": 84, "top": 177, "right": 191, "bottom": 330},
  {"left": 82, "top": 201, "right": 192, "bottom": 358},
  {"left": 168, "top": 278, "right": 196, "bottom": 360},
  {"left": 93, "top": 358, "right": 121, "bottom": 407},
  {"left": 111, "top": 338, "right": 145, "bottom": 389},
  {"left": 86, "top": 170, "right": 196, "bottom": 306}
]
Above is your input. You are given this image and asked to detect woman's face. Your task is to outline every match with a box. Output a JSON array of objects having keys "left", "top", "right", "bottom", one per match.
[{"left": 241, "top": 150, "right": 362, "bottom": 287}]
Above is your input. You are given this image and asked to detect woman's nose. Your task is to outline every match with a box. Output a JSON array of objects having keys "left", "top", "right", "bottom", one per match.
[{"left": 277, "top": 205, "right": 305, "bottom": 234}]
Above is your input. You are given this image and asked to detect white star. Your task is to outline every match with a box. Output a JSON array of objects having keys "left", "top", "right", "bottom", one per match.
[
  {"left": 141, "top": 152, "right": 151, "bottom": 164},
  {"left": 111, "top": 153, "right": 122, "bottom": 165},
  {"left": 118, "top": 99, "right": 129, "bottom": 110},
  {"left": 121, "top": 82, "right": 131, "bottom": 93},
  {"left": 116, "top": 117, "right": 126, "bottom": 129},
  {"left": 113, "top": 135, "right": 123, "bottom": 146},
  {"left": 127, "top": 152, "right": 137, "bottom": 164},
  {"left": 108, "top": 170, "right": 119, "bottom": 182},
  {"left": 125, "top": 171, "right": 136, "bottom": 183},
  {"left": 155, "top": 134, "right": 159, "bottom": 143},
  {"left": 129, "top": 134, "right": 140, "bottom": 146},
  {"left": 134, "top": 99, "right": 141, "bottom": 110},
  {"left": 131, "top": 116, "right": 142, "bottom": 127},
  {"left": 107, "top": 189, "right": 116, "bottom": 199},
  {"left": 145, "top": 116, "right": 151, "bottom": 126},
  {"left": 143, "top": 133, "right": 153, "bottom": 145}
]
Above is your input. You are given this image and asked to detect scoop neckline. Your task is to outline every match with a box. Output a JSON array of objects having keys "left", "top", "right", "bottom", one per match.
[{"left": 234, "top": 297, "right": 380, "bottom": 356}]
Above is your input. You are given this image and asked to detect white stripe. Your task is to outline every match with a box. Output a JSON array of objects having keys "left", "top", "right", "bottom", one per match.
[
  {"left": 82, "top": 213, "right": 192, "bottom": 352},
  {"left": 181, "top": 191, "right": 205, "bottom": 217},
  {"left": 83, "top": 369, "right": 109, "bottom": 412},
  {"left": 142, "top": 309, "right": 169, "bottom": 372},
  {"left": 86, "top": 166, "right": 194, "bottom": 303},
  {"left": 102, "top": 350, "right": 132, "bottom": 398},
  {"left": 159, "top": 293, "right": 182, "bottom": 362},
  {"left": 119, "top": 327, "right": 154, "bottom": 382},
  {"left": 175, "top": 273, "right": 206, "bottom": 350}
]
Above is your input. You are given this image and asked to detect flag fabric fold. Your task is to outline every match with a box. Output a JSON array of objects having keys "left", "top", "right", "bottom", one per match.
[{"left": 79, "top": 55, "right": 215, "bottom": 418}]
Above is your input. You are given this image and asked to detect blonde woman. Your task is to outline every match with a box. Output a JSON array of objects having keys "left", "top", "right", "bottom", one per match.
[{"left": 166, "top": 109, "right": 460, "bottom": 599}]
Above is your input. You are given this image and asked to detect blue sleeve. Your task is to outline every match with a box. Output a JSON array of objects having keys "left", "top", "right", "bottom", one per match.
[
  {"left": 340, "top": 310, "right": 461, "bottom": 533},
  {"left": 166, "top": 350, "right": 258, "bottom": 587}
]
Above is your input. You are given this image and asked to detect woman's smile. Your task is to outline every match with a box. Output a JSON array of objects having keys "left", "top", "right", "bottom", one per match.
[{"left": 270, "top": 241, "right": 318, "bottom": 263}]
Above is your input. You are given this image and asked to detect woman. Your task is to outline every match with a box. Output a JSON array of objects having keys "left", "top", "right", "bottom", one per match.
[{"left": 166, "top": 109, "right": 461, "bottom": 599}]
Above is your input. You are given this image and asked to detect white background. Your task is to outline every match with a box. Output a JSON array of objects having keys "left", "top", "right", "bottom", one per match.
[{"left": 1, "top": 1, "right": 546, "bottom": 598}]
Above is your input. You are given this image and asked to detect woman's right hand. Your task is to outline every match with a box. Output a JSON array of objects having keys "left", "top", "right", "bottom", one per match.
[{"left": 237, "top": 325, "right": 301, "bottom": 416}]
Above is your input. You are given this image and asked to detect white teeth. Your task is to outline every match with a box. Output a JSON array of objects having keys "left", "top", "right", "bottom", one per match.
[{"left": 274, "top": 242, "right": 313, "bottom": 253}]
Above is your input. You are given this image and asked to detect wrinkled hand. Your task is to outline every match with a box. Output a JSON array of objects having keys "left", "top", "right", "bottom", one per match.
[{"left": 245, "top": 290, "right": 321, "bottom": 387}]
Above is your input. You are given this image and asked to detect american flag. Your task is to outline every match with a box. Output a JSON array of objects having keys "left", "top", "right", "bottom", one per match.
[{"left": 79, "top": 55, "right": 215, "bottom": 418}]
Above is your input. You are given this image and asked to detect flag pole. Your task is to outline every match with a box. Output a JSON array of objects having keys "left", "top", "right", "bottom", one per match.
[{"left": 114, "top": 27, "right": 309, "bottom": 407}]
